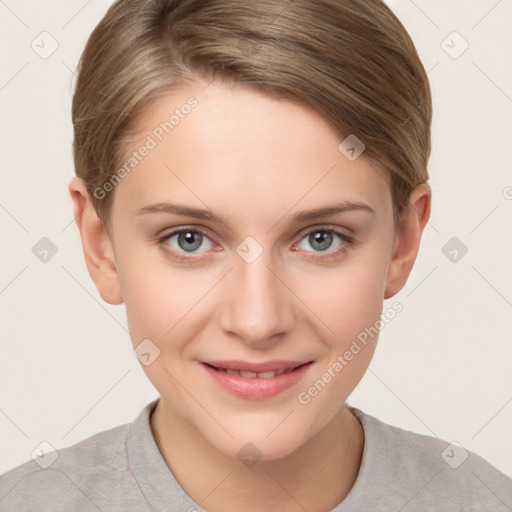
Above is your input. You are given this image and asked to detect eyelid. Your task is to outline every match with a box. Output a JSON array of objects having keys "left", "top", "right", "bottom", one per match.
[
  {"left": 295, "top": 223, "right": 354, "bottom": 239},
  {"left": 158, "top": 225, "right": 218, "bottom": 246},
  {"left": 158, "top": 225, "right": 218, "bottom": 254}
]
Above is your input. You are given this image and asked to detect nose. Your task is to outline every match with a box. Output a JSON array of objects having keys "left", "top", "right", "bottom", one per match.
[{"left": 217, "top": 249, "right": 295, "bottom": 347}]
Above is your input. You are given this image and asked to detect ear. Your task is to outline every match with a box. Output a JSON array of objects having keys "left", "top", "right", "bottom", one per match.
[
  {"left": 68, "top": 177, "right": 124, "bottom": 305},
  {"left": 384, "top": 183, "right": 432, "bottom": 300}
]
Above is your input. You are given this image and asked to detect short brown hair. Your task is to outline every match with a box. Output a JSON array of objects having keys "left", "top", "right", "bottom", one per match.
[{"left": 72, "top": 0, "right": 432, "bottom": 234}]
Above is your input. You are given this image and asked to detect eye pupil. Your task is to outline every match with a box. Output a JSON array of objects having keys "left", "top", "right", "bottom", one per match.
[
  {"left": 179, "top": 231, "right": 202, "bottom": 252},
  {"left": 310, "top": 231, "right": 332, "bottom": 251}
]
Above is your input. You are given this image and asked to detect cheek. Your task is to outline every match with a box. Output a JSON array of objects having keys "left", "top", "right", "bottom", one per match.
[
  {"left": 295, "top": 257, "right": 387, "bottom": 424},
  {"left": 117, "top": 247, "right": 206, "bottom": 345},
  {"left": 299, "top": 249, "right": 389, "bottom": 343}
]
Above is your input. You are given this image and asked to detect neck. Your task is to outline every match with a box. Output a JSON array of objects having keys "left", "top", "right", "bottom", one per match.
[{"left": 150, "top": 399, "right": 364, "bottom": 512}]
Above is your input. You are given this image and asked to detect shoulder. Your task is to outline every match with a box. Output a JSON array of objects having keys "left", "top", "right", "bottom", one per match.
[
  {"left": 0, "top": 412, "right": 147, "bottom": 512},
  {"left": 344, "top": 407, "right": 512, "bottom": 511}
]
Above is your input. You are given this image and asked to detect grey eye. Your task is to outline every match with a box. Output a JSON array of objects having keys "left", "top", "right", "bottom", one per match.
[
  {"left": 164, "top": 229, "right": 213, "bottom": 254},
  {"left": 308, "top": 231, "right": 334, "bottom": 251}
]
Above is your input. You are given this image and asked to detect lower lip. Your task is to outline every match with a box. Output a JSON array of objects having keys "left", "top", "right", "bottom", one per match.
[{"left": 200, "top": 362, "right": 313, "bottom": 400}]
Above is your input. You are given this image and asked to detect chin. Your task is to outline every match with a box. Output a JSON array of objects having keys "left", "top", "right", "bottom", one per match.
[{"left": 205, "top": 424, "right": 311, "bottom": 464}]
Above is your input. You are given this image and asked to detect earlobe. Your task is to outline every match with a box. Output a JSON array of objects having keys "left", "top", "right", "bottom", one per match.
[
  {"left": 384, "top": 183, "right": 432, "bottom": 300},
  {"left": 68, "top": 177, "right": 124, "bottom": 305}
]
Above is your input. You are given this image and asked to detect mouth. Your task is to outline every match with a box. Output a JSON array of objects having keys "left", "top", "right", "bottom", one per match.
[
  {"left": 203, "top": 362, "right": 308, "bottom": 378},
  {"left": 200, "top": 360, "right": 314, "bottom": 399},
  {"left": 209, "top": 366, "right": 297, "bottom": 378}
]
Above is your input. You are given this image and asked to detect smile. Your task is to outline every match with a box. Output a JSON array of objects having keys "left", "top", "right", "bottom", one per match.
[
  {"left": 214, "top": 367, "right": 295, "bottom": 378},
  {"left": 200, "top": 360, "right": 313, "bottom": 400}
]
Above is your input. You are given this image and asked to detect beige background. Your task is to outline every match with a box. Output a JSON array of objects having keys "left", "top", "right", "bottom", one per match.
[{"left": 0, "top": 0, "right": 511, "bottom": 479}]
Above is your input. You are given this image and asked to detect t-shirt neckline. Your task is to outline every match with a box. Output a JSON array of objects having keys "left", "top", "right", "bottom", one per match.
[{"left": 127, "top": 399, "right": 375, "bottom": 511}]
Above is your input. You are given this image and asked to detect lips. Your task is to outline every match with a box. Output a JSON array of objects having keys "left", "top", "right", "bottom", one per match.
[
  {"left": 202, "top": 360, "right": 310, "bottom": 373},
  {"left": 215, "top": 367, "right": 294, "bottom": 378},
  {"left": 200, "top": 360, "right": 313, "bottom": 400}
]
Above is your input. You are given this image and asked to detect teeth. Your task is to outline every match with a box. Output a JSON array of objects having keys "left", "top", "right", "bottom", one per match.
[
  {"left": 240, "top": 370, "right": 258, "bottom": 378},
  {"left": 257, "top": 371, "right": 278, "bottom": 378},
  {"left": 218, "top": 368, "right": 292, "bottom": 378}
]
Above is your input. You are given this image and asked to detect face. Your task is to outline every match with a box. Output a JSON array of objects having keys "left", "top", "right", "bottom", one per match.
[{"left": 107, "top": 80, "right": 399, "bottom": 461}]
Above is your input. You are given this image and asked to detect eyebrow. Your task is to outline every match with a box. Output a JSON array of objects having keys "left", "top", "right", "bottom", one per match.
[{"left": 136, "top": 200, "right": 375, "bottom": 224}]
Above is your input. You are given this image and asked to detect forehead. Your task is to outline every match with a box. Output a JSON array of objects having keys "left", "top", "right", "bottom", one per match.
[{"left": 111, "top": 81, "right": 392, "bottom": 225}]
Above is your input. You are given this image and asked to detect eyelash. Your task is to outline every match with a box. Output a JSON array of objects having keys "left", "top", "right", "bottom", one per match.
[{"left": 157, "top": 226, "right": 356, "bottom": 264}]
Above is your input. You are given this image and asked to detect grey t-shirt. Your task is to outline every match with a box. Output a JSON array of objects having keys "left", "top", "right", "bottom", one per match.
[{"left": 1, "top": 398, "right": 511, "bottom": 511}]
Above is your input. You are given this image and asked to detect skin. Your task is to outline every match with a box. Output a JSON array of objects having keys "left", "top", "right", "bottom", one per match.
[{"left": 69, "top": 79, "right": 431, "bottom": 511}]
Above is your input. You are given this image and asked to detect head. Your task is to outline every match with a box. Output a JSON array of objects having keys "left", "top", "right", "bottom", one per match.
[{"left": 69, "top": 0, "right": 432, "bottom": 461}]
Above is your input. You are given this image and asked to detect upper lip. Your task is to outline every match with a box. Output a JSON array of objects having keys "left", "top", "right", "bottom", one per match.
[{"left": 202, "top": 360, "right": 312, "bottom": 373}]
